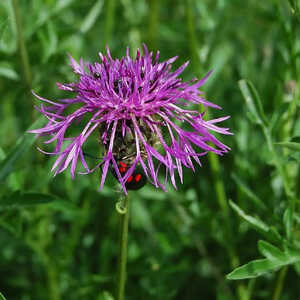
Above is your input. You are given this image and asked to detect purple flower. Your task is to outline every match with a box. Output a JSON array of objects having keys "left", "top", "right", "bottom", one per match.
[{"left": 30, "top": 45, "right": 231, "bottom": 193}]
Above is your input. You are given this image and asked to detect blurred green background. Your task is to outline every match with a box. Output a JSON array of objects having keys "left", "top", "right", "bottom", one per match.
[{"left": 1, "top": 0, "right": 300, "bottom": 299}]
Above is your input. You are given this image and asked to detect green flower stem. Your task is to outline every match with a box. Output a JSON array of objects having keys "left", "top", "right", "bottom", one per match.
[
  {"left": 209, "top": 151, "right": 248, "bottom": 300},
  {"left": 184, "top": 0, "right": 201, "bottom": 73},
  {"left": 148, "top": 0, "right": 159, "bottom": 50},
  {"left": 46, "top": 260, "right": 61, "bottom": 300},
  {"left": 11, "top": 0, "right": 32, "bottom": 89},
  {"left": 105, "top": 0, "right": 117, "bottom": 46},
  {"left": 263, "top": 127, "right": 294, "bottom": 200},
  {"left": 208, "top": 151, "right": 229, "bottom": 216},
  {"left": 116, "top": 195, "right": 130, "bottom": 300},
  {"left": 184, "top": 1, "right": 248, "bottom": 299},
  {"left": 263, "top": 126, "right": 296, "bottom": 241},
  {"left": 272, "top": 266, "right": 288, "bottom": 300}
]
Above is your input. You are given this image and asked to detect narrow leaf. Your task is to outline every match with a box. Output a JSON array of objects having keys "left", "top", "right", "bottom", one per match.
[
  {"left": 0, "top": 63, "right": 19, "bottom": 80},
  {"left": 227, "top": 244, "right": 300, "bottom": 280},
  {"left": 284, "top": 206, "right": 293, "bottom": 241},
  {"left": 258, "top": 240, "right": 287, "bottom": 261},
  {"left": 0, "top": 192, "right": 57, "bottom": 210},
  {"left": 229, "top": 200, "right": 269, "bottom": 232},
  {"left": 0, "top": 116, "right": 46, "bottom": 182},
  {"left": 80, "top": 0, "right": 104, "bottom": 34},
  {"left": 275, "top": 142, "right": 300, "bottom": 152},
  {"left": 0, "top": 292, "right": 7, "bottom": 300},
  {"left": 239, "top": 80, "right": 268, "bottom": 126},
  {"left": 226, "top": 258, "right": 283, "bottom": 280},
  {"left": 229, "top": 200, "right": 282, "bottom": 243},
  {"left": 231, "top": 173, "right": 267, "bottom": 210}
]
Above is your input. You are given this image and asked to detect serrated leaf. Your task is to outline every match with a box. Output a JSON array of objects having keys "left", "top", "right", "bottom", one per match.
[
  {"left": 0, "top": 192, "right": 57, "bottom": 210},
  {"left": 275, "top": 142, "right": 300, "bottom": 152},
  {"left": 258, "top": 240, "right": 287, "bottom": 261},
  {"left": 0, "top": 116, "right": 46, "bottom": 182},
  {"left": 239, "top": 80, "right": 268, "bottom": 126}
]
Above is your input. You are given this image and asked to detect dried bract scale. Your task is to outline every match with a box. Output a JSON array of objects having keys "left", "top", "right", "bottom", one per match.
[{"left": 29, "top": 45, "right": 232, "bottom": 194}]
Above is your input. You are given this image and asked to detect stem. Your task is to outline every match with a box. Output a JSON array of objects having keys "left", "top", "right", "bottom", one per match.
[
  {"left": 105, "top": 0, "right": 117, "bottom": 46},
  {"left": 184, "top": 0, "right": 202, "bottom": 73},
  {"left": 11, "top": 0, "right": 32, "bottom": 89},
  {"left": 263, "top": 126, "right": 296, "bottom": 241},
  {"left": 208, "top": 152, "right": 229, "bottom": 217},
  {"left": 148, "top": 0, "right": 159, "bottom": 50},
  {"left": 116, "top": 195, "right": 130, "bottom": 300},
  {"left": 184, "top": 2, "right": 248, "bottom": 299},
  {"left": 46, "top": 261, "right": 61, "bottom": 300},
  {"left": 263, "top": 127, "right": 293, "bottom": 200},
  {"left": 272, "top": 266, "right": 288, "bottom": 300}
]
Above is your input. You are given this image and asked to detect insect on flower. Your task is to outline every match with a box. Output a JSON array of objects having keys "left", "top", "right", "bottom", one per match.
[{"left": 29, "top": 44, "right": 232, "bottom": 194}]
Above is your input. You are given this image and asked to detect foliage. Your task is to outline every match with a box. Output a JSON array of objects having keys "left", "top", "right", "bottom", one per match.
[{"left": 1, "top": 0, "right": 300, "bottom": 299}]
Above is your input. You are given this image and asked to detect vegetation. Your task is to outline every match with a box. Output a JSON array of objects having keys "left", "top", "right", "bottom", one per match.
[{"left": 1, "top": 0, "right": 300, "bottom": 299}]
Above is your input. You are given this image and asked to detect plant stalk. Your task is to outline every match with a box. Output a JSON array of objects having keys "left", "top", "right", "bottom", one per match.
[
  {"left": 272, "top": 266, "right": 288, "bottom": 300},
  {"left": 105, "top": 0, "right": 117, "bottom": 46},
  {"left": 11, "top": 0, "right": 32, "bottom": 89},
  {"left": 116, "top": 195, "right": 130, "bottom": 300},
  {"left": 184, "top": 1, "right": 248, "bottom": 299},
  {"left": 148, "top": 0, "right": 160, "bottom": 50}
]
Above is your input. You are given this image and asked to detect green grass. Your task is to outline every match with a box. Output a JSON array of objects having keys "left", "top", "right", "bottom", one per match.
[{"left": 1, "top": 0, "right": 300, "bottom": 299}]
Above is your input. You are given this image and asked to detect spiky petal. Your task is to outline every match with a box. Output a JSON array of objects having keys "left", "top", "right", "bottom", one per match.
[{"left": 29, "top": 45, "right": 232, "bottom": 193}]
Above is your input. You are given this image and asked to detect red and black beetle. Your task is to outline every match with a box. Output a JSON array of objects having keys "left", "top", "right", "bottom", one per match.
[{"left": 112, "top": 160, "right": 147, "bottom": 190}]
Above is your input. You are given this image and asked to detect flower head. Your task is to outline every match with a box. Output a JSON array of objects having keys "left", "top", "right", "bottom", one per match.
[{"left": 30, "top": 45, "right": 231, "bottom": 193}]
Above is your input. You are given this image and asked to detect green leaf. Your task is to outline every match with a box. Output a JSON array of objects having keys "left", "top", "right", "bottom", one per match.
[
  {"left": 0, "top": 62, "right": 19, "bottom": 80},
  {"left": 231, "top": 173, "right": 267, "bottom": 210},
  {"left": 37, "top": 21, "right": 58, "bottom": 63},
  {"left": 0, "top": 192, "right": 57, "bottom": 210},
  {"left": 283, "top": 206, "right": 293, "bottom": 241},
  {"left": 258, "top": 240, "right": 287, "bottom": 261},
  {"left": 227, "top": 242, "right": 300, "bottom": 280},
  {"left": 0, "top": 147, "right": 5, "bottom": 162},
  {"left": 270, "top": 103, "right": 289, "bottom": 134},
  {"left": 0, "top": 292, "right": 7, "bottom": 300},
  {"left": 288, "top": 0, "right": 300, "bottom": 15},
  {"left": 205, "top": 43, "right": 233, "bottom": 92},
  {"left": 226, "top": 258, "right": 283, "bottom": 280},
  {"left": 238, "top": 80, "right": 268, "bottom": 126},
  {"left": 99, "top": 291, "right": 115, "bottom": 300},
  {"left": 80, "top": 0, "right": 104, "bottom": 34},
  {"left": 275, "top": 142, "right": 300, "bottom": 152},
  {"left": 229, "top": 200, "right": 269, "bottom": 232},
  {"left": 0, "top": 2, "right": 17, "bottom": 54},
  {"left": 229, "top": 200, "right": 282, "bottom": 243},
  {"left": 0, "top": 116, "right": 46, "bottom": 182}
]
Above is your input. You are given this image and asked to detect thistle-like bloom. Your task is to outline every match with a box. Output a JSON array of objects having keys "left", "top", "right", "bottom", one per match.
[{"left": 30, "top": 45, "right": 231, "bottom": 193}]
